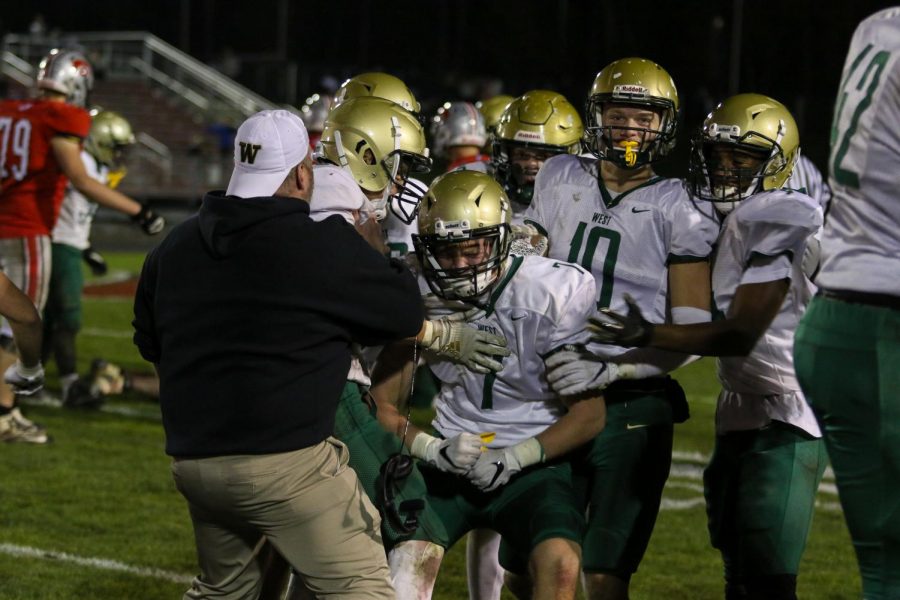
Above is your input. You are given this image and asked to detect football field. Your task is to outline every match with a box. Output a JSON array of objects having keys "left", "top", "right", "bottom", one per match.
[{"left": 0, "top": 252, "right": 861, "bottom": 599}]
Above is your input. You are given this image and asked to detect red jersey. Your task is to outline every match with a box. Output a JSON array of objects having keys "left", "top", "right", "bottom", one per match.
[{"left": 0, "top": 99, "right": 91, "bottom": 238}]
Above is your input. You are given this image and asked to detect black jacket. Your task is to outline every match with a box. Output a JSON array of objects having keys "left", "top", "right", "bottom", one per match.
[{"left": 133, "top": 191, "right": 423, "bottom": 457}]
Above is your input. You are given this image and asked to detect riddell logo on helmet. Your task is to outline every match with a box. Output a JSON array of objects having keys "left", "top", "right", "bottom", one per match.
[
  {"left": 514, "top": 131, "right": 544, "bottom": 142},
  {"left": 613, "top": 85, "right": 648, "bottom": 98}
]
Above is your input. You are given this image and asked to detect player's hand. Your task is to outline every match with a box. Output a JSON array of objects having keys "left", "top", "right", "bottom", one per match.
[
  {"left": 81, "top": 246, "right": 108, "bottom": 276},
  {"left": 4, "top": 361, "right": 45, "bottom": 396},
  {"left": 421, "top": 314, "right": 510, "bottom": 374},
  {"left": 544, "top": 346, "right": 621, "bottom": 396},
  {"left": 589, "top": 294, "right": 654, "bottom": 347},
  {"left": 133, "top": 206, "right": 166, "bottom": 235},
  {"left": 412, "top": 432, "right": 482, "bottom": 475},
  {"left": 389, "top": 177, "right": 428, "bottom": 225},
  {"left": 467, "top": 438, "right": 544, "bottom": 492}
]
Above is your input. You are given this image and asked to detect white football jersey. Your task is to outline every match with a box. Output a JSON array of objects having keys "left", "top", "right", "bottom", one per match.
[
  {"left": 787, "top": 154, "right": 832, "bottom": 213},
  {"left": 424, "top": 255, "right": 597, "bottom": 447},
  {"left": 818, "top": 6, "right": 900, "bottom": 295},
  {"left": 52, "top": 150, "right": 106, "bottom": 249},
  {"left": 711, "top": 189, "right": 823, "bottom": 435},
  {"left": 524, "top": 154, "right": 718, "bottom": 359}
]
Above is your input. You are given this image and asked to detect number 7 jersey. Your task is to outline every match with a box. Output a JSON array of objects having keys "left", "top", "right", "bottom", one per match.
[
  {"left": 0, "top": 99, "right": 91, "bottom": 237},
  {"left": 524, "top": 154, "right": 718, "bottom": 358},
  {"left": 423, "top": 255, "right": 597, "bottom": 448}
]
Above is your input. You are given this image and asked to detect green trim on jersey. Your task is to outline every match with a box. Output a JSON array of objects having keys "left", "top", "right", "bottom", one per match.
[
  {"left": 484, "top": 255, "right": 524, "bottom": 317},
  {"left": 598, "top": 175, "right": 664, "bottom": 209},
  {"left": 523, "top": 218, "right": 548, "bottom": 237}
]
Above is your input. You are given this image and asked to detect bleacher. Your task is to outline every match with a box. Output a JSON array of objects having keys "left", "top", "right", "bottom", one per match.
[{"left": 1, "top": 31, "right": 286, "bottom": 203}]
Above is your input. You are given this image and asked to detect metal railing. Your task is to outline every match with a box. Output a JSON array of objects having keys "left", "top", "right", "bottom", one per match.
[{"left": 2, "top": 31, "right": 283, "bottom": 126}]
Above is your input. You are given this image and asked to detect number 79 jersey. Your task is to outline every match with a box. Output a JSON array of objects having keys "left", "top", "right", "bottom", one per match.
[
  {"left": 524, "top": 154, "right": 718, "bottom": 358},
  {"left": 0, "top": 99, "right": 91, "bottom": 238},
  {"left": 818, "top": 6, "right": 900, "bottom": 295},
  {"left": 424, "top": 255, "right": 597, "bottom": 447}
]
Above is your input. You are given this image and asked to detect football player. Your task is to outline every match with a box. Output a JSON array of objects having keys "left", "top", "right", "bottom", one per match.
[
  {"left": 477, "top": 94, "right": 514, "bottom": 152},
  {"left": 0, "top": 49, "right": 163, "bottom": 442},
  {"left": 45, "top": 110, "right": 163, "bottom": 408},
  {"left": 465, "top": 89, "right": 585, "bottom": 600},
  {"left": 370, "top": 170, "right": 605, "bottom": 600},
  {"left": 311, "top": 97, "right": 513, "bottom": 599},
  {"left": 794, "top": 7, "right": 900, "bottom": 599},
  {"left": 530, "top": 58, "right": 718, "bottom": 600},
  {"left": 333, "top": 71, "right": 422, "bottom": 117},
  {"left": 594, "top": 94, "right": 826, "bottom": 600},
  {"left": 431, "top": 101, "right": 491, "bottom": 173},
  {"left": 493, "top": 90, "right": 584, "bottom": 219}
]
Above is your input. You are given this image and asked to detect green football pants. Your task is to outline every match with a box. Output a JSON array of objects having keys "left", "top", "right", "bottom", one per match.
[{"left": 795, "top": 294, "right": 900, "bottom": 600}]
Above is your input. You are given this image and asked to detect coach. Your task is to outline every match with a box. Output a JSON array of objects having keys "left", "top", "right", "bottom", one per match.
[{"left": 133, "top": 109, "right": 422, "bottom": 598}]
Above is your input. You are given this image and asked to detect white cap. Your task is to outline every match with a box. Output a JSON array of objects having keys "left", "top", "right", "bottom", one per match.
[
  {"left": 308, "top": 164, "right": 373, "bottom": 225},
  {"left": 226, "top": 109, "right": 309, "bottom": 198}
]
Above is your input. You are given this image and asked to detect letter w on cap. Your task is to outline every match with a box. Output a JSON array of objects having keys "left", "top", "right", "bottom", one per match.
[{"left": 239, "top": 142, "right": 262, "bottom": 164}]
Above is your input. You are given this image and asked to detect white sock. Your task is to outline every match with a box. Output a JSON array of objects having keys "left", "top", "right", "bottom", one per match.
[
  {"left": 466, "top": 529, "right": 504, "bottom": 600},
  {"left": 388, "top": 540, "right": 444, "bottom": 600}
]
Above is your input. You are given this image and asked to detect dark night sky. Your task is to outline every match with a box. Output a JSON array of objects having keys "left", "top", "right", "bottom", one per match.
[{"left": 4, "top": 0, "right": 897, "bottom": 171}]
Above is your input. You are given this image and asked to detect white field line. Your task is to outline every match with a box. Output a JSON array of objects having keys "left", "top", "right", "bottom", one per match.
[
  {"left": 664, "top": 450, "right": 842, "bottom": 512},
  {"left": 0, "top": 542, "right": 193, "bottom": 584}
]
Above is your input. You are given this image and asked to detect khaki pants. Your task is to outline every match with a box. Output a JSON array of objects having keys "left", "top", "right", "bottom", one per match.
[{"left": 172, "top": 437, "right": 395, "bottom": 599}]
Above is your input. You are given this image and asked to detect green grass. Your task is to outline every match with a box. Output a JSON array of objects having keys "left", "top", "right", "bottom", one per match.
[{"left": 0, "top": 253, "right": 862, "bottom": 599}]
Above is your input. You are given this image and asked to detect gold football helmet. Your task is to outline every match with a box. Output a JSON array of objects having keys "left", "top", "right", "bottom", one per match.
[
  {"left": 84, "top": 110, "right": 135, "bottom": 169},
  {"left": 477, "top": 95, "right": 515, "bottom": 137},
  {"left": 333, "top": 72, "right": 421, "bottom": 115},
  {"left": 585, "top": 57, "right": 679, "bottom": 168},
  {"left": 319, "top": 97, "right": 431, "bottom": 221},
  {"left": 690, "top": 93, "right": 800, "bottom": 213},
  {"left": 414, "top": 171, "right": 512, "bottom": 302},
  {"left": 493, "top": 90, "right": 583, "bottom": 204}
]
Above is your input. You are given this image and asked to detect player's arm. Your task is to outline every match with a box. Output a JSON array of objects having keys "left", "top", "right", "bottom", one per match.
[
  {"left": 466, "top": 392, "right": 605, "bottom": 492},
  {"left": 51, "top": 137, "right": 164, "bottom": 233},
  {"left": 594, "top": 279, "right": 789, "bottom": 357},
  {"left": 535, "top": 393, "right": 605, "bottom": 460},
  {"left": 370, "top": 340, "right": 484, "bottom": 475},
  {"left": 651, "top": 279, "right": 788, "bottom": 356}
]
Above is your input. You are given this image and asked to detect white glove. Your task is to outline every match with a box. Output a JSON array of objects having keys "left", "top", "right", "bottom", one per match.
[
  {"left": 544, "top": 346, "right": 624, "bottom": 396},
  {"left": 467, "top": 437, "right": 544, "bottom": 492},
  {"left": 4, "top": 361, "right": 45, "bottom": 396},
  {"left": 419, "top": 312, "right": 510, "bottom": 373},
  {"left": 411, "top": 432, "right": 482, "bottom": 475}
]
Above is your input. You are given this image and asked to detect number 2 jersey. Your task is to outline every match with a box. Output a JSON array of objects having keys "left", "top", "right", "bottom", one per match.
[
  {"left": 424, "top": 255, "right": 597, "bottom": 447},
  {"left": 524, "top": 154, "right": 718, "bottom": 359},
  {"left": 712, "top": 189, "right": 823, "bottom": 435},
  {"left": 0, "top": 99, "right": 91, "bottom": 238}
]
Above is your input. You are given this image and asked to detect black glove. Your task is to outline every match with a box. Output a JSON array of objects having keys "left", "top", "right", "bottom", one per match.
[
  {"left": 132, "top": 206, "right": 165, "bottom": 235},
  {"left": 588, "top": 294, "right": 655, "bottom": 347},
  {"left": 82, "top": 246, "right": 108, "bottom": 276}
]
